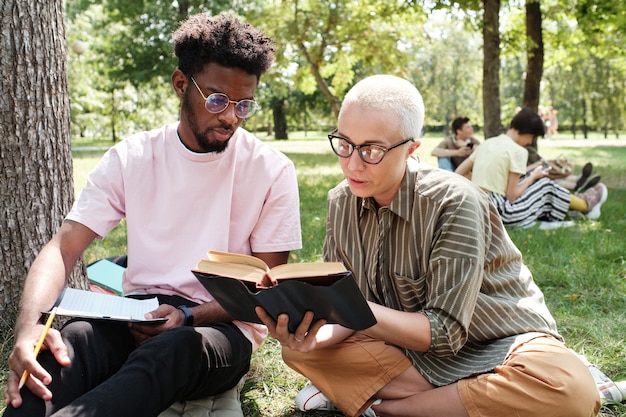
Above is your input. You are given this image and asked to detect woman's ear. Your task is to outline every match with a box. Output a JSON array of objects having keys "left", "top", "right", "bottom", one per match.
[{"left": 407, "top": 139, "right": 421, "bottom": 157}]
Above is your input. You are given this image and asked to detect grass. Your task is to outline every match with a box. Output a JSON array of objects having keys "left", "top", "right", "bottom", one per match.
[{"left": 2, "top": 132, "right": 625, "bottom": 416}]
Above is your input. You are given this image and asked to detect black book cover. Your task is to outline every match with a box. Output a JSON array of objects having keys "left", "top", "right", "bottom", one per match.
[{"left": 193, "top": 270, "right": 376, "bottom": 333}]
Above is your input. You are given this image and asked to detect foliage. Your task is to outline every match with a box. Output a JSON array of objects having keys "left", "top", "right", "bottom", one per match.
[
  {"left": 66, "top": 2, "right": 180, "bottom": 142},
  {"left": 66, "top": 0, "right": 236, "bottom": 85},
  {"left": 251, "top": 0, "right": 427, "bottom": 123},
  {"left": 63, "top": 0, "right": 626, "bottom": 143},
  {"left": 408, "top": 9, "right": 483, "bottom": 131},
  {"left": 539, "top": 0, "right": 626, "bottom": 136}
]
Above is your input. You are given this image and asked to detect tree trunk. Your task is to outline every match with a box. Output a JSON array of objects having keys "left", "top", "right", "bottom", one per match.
[
  {"left": 296, "top": 40, "right": 341, "bottom": 118},
  {"left": 0, "top": 0, "right": 87, "bottom": 330},
  {"left": 272, "top": 98, "right": 289, "bottom": 140},
  {"left": 111, "top": 89, "right": 118, "bottom": 142},
  {"left": 522, "top": 0, "right": 543, "bottom": 112},
  {"left": 524, "top": 0, "right": 544, "bottom": 154},
  {"left": 482, "top": 0, "right": 502, "bottom": 138},
  {"left": 582, "top": 99, "right": 589, "bottom": 139}
]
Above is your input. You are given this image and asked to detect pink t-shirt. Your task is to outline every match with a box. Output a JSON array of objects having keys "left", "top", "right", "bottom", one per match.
[{"left": 67, "top": 122, "right": 302, "bottom": 349}]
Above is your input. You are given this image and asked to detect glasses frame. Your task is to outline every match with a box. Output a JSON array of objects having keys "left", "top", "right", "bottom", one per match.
[
  {"left": 189, "top": 76, "right": 259, "bottom": 119},
  {"left": 328, "top": 129, "right": 414, "bottom": 165}
]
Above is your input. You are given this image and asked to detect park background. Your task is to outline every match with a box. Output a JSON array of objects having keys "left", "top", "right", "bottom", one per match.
[
  {"left": 62, "top": 0, "right": 625, "bottom": 143},
  {"left": 1, "top": 0, "right": 625, "bottom": 416}
]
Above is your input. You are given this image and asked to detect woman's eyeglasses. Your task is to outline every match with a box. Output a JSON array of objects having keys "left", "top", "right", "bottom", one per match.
[
  {"left": 328, "top": 129, "right": 414, "bottom": 165},
  {"left": 190, "top": 76, "right": 259, "bottom": 119}
]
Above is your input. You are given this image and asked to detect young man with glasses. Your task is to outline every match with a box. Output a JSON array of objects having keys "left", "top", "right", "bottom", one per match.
[
  {"left": 4, "top": 12, "right": 301, "bottom": 417},
  {"left": 257, "top": 75, "right": 600, "bottom": 417}
]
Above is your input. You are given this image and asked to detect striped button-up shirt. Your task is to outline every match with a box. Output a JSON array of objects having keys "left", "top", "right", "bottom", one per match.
[{"left": 324, "top": 159, "right": 561, "bottom": 386}]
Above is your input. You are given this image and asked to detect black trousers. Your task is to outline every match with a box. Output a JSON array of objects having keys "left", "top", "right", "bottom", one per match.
[{"left": 4, "top": 295, "right": 252, "bottom": 417}]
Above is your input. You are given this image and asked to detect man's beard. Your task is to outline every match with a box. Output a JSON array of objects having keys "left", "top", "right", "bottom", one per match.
[{"left": 182, "top": 92, "right": 232, "bottom": 153}]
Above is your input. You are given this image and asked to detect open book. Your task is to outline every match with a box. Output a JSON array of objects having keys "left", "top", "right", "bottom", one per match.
[
  {"left": 47, "top": 287, "right": 166, "bottom": 323},
  {"left": 192, "top": 251, "right": 377, "bottom": 332}
]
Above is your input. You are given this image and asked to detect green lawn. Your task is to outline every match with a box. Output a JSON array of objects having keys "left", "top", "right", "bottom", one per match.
[{"left": 2, "top": 133, "right": 625, "bottom": 416}]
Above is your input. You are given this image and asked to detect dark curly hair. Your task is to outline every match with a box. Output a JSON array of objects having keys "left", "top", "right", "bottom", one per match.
[{"left": 172, "top": 12, "right": 275, "bottom": 80}]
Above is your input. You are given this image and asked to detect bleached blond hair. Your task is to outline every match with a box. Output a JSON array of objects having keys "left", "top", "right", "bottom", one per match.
[{"left": 339, "top": 75, "right": 425, "bottom": 139}]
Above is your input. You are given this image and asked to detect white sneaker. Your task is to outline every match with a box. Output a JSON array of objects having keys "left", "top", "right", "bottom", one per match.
[
  {"left": 577, "top": 183, "right": 608, "bottom": 220},
  {"left": 539, "top": 220, "right": 575, "bottom": 230},
  {"left": 295, "top": 383, "right": 338, "bottom": 412},
  {"left": 295, "top": 382, "right": 380, "bottom": 416}
]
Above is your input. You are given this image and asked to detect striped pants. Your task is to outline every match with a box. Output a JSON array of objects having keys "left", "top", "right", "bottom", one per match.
[{"left": 489, "top": 177, "right": 571, "bottom": 228}]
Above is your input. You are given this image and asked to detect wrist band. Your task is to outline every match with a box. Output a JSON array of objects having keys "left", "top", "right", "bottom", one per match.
[{"left": 176, "top": 305, "right": 194, "bottom": 326}]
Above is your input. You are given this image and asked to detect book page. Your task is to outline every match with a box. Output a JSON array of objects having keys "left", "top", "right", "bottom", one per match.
[
  {"left": 52, "top": 288, "right": 162, "bottom": 322},
  {"left": 194, "top": 259, "right": 266, "bottom": 283},
  {"left": 206, "top": 250, "right": 269, "bottom": 271},
  {"left": 269, "top": 262, "right": 347, "bottom": 280}
]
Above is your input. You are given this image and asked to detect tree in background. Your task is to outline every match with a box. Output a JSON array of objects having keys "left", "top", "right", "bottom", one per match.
[
  {"left": 522, "top": 0, "right": 543, "bottom": 112},
  {"left": 62, "top": 0, "right": 626, "bottom": 139},
  {"left": 431, "top": 0, "right": 505, "bottom": 137},
  {"left": 257, "top": 0, "right": 426, "bottom": 120},
  {"left": 0, "top": 0, "right": 87, "bottom": 328},
  {"left": 66, "top": 1, "right": 182, "bottom": 141},
  {"left": 481, "top": 0, "right": 503, "bottom": 137},
  {"left": 408, "top": 9, "right": 483, "bottom": 134},
  {"left": 540, "top": 0, "right": 625, "bottom": 137}
]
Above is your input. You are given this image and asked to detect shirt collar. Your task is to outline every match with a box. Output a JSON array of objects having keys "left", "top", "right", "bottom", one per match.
[{"left": 358, "top": 159, "right": 417, "bottom": 223}]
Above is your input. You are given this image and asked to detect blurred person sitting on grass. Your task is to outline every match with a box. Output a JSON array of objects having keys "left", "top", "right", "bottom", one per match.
[
  {"left": 257, "top": 75, "right": 600, "bottom": 417},
  {"left": 456, "top": 108, "right": 608, "bottom": 228},
  {"left": 3, "top": 12, "right": 301, "bottom": 417},
  {"left": 525, "top": 146, "right": 601, "bottom": 193},
  {"left": 430, "top": 116, "right": 480, "bottom": 171}
]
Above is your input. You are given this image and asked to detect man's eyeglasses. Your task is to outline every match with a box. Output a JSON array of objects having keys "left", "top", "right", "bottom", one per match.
[
  {"left": 190, "top": 76, "right": 258, "bottom": 119},
  {"left": 328, "top": 130, "right": 414, "bottom": 165}
]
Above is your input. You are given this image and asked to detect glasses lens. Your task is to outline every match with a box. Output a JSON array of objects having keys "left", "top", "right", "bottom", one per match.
[
  {"left": 205, "top": 93, "right": 230, "bottom": 113},
  {"left": 361, "top": 146, "right": 386, "bottom": 164},
  {"left": 235, "top": 100, "right": 257, "bottom": 119},
  {"left": 329, "top": 135, "right": 353, "bottom": 157}
]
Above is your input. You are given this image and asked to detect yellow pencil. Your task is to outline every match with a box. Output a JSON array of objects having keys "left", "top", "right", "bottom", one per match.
[{"left": 18, "top": 307, "right": 57, "bottom": 389}]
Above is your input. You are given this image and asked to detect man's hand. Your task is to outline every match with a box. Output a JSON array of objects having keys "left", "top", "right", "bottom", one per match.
[
  {"left": 128, "top": 304, "right": 179, "bottom": 345},
  {"left": 4, "top": 326, "right": 70, "bottom": 408},
  {"left": 255, "top": 307, "right": 326, "bottom": 352}
]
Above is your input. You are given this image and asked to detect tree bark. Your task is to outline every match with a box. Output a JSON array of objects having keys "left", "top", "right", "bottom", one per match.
[
  {"left": 296, "top": 39, "right": 341, "bottom": 118},
  {"left": 0, "top": 0, "right": 87, "bottom": 330},
  {"left": 272, "top": 98, "right": 289, "bottom": 140},
  {"left": 482, "top": 0, "right": 502, "bottom": 138},
  {"left": 522, "top": 0, "right": 543, "bottom": 112}
]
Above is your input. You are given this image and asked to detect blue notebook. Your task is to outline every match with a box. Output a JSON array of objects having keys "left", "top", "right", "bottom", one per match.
[{"left": 87, "top": 259, "right": 124, "bottom": 296}]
